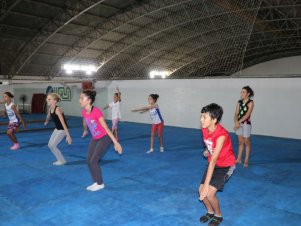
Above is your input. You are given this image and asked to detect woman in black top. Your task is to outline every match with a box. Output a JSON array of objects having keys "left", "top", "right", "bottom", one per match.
[{"left": 45, "top": 93, "right": 72, "bottom": 165}]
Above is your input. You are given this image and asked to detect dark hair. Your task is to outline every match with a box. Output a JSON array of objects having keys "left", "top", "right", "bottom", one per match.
[
  {"left": 4, "top": 92, "right": 14, "bottom": 98},
  {"left": 82, "top": 90, "right": 96, "bottom": 104},
  {"left": 149, "top": 94, "right": 159, "bottom": 102},
  {"left": 242, "top": 86, "right": 254, "bottom": 98},
  {"left": 201, "top": 103, "right": 223, "bottom": 123},
  {"left": 114, "top": 92, "right": 121, "bottom": 102}
]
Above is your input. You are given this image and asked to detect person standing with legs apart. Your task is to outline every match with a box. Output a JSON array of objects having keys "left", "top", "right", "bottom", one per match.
[
  {"left": 3, "top": 92, "right": 26, "bottom": 150},
  {"left": 80, "top": 90, "right": 122, "bottom": 192},
  {"left": 199, "top": 103, "right": 236, "bottom": 226},
  {"left": 234, "top": 86, "right": 254, "bottom": 167},
  {"left": 44, "top": 93, "right": 72, "bottom": 165},
  {"left": 104, "top": 86, "right": 121, "bottom": 141},
  {"left": 132, "top": 94, "right": 164, "bottom": 154}
]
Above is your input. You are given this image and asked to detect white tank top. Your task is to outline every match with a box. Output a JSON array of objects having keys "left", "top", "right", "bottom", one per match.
[{"left": 5, "top": 103, "right": 18, "bottom": 123}]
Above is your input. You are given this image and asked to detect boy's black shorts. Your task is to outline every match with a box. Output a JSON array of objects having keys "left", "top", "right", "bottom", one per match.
[{"left": 201, "top": 165, "right": 235, "bottom": 191}]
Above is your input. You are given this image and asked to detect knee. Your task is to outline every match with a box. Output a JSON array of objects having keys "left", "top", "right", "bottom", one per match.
[
  {"left": 244, "top": 139, "right": 251, "bottom": 146},
  {"left": 6, "top": 130, "right": 13, "bottom": 136},
  {"left": 87, "top": 158, "right": 96, "bottom": 166},
  {"left": 206, "top": 190, "right": 217, "bottom": 201},
  {"left": 238, "top": 138, "right": 244, "bottom": 146},
  {"left": 48, "top": 142, "right": 55, "bottom": 149}
]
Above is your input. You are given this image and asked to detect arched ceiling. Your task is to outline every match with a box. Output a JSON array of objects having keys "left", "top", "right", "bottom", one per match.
[{"left": 0, "top": 0, "right": 301, "bottom": 80}]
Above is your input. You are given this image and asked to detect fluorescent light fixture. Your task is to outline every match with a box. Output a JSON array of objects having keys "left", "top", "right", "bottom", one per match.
[
  {"left": 63, "top": 64, "right": 97, "bottom": 75},
  {"left": 149, "top": 70, "right": 170, "bottom": 79}
]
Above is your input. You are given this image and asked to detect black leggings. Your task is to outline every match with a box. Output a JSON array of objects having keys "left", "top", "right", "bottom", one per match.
[{"left": 87, "top": 135, "right": 111, "bottom": 184}]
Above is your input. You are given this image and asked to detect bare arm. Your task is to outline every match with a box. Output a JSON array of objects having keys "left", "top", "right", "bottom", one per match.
[
  {"left": 132, "top": 104, "right": 157, "bottom": 113},
  {"left": 56, "top": 107, "right": 72, "bottom": 144},
  {"left": 103, "top": 104, "right": 110, "bottom": 110},
  {"left": 82, "top": 118, "right": 88, "bottom": 138},
  {"left": 199, "top": 135, "right": 225, "bottom": 200},
  {"left": 44, "top": 109, "right": 51, "bottom": 125},
  {"left": 234, "top": 103, "right": 240, "bottom": 129},
  {"left": 99, "top": 117, "right": 122, "bottom": 154},
  {"left": 12, "top": 105, "right": 26, "bottom": 129},
  {"left": 116, "top": 86, "right": 121, "bottom": 102}
]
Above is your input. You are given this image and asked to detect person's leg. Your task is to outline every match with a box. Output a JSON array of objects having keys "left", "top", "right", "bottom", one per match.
[
  {"left": 199, "top": 184, "right": 215, "bottom": 213},
  {"left": 87, "top": 136, "right": 111, "bottom": 185},
  {"left": 244, "top": 137, "right": 251, "bottom": 167},
  {"left": 150, "top": 124, "right": 156, "bottom": 149},
  {"left": 158, "top": 123, "right": 164, "bottom": 152},
  {"left": 48, "top": 129, "right": 66, "bottom": 163},
  {"left": 206, "top": 186, "right": 221, "bottom": 216},
  {"left": 7, "top": 129, "right": 17, "bottom": 143},
  {"left": 236, "top": 135, "right": 244, "bottom": 163}
]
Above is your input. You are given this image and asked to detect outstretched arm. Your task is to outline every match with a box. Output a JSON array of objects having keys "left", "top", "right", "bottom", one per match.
[
  {"left": 99, "top": 116, "right": 122, "bottom": 154},
  {"left": 12, "top": 105, "right": 26, "bottom": 129},
  {"left": 103, "top": 104, "right": 110, "bottom": 110},
  {"left": 132, "top": 104, "right": 157, "bottom": 113}
]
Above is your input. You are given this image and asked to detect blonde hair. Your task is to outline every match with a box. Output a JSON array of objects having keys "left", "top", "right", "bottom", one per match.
[{"left": 48, "top": 93, "right": 61, "bottom": 102}]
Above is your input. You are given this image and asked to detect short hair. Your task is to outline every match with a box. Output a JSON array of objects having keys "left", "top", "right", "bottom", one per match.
[{"left": 201, "top": 103, "right": 223, "bottom": 123}]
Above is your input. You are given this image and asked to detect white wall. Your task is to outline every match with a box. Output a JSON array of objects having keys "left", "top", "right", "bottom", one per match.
[
  {"left": 2, "top": 55, "right": 301, "bottom": 139},
  {"left": 106, "top": 78, "right": 301, "bottom": 140}
]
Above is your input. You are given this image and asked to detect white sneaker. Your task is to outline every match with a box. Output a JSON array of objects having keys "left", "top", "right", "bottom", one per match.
[
  {"left": 160, "top": 147, "right": 164, "bottom": 152},
  {"left": 90, "top": 183, "right": 105, "bottom": 191},
  {"left": 86, "top": 182, "right": 98, "bottom": 190},
  {"left": 53, "top": 161, "right": 66, "bottom": 166},
  {"left": 146, "top": 148, "right": 154, "bottom": 154}
]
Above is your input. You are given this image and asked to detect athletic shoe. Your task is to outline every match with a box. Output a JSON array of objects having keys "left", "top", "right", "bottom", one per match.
[
  {"left": 53, "top": 160, "right": 66, "bottom": 166},
  {"left": 86, "top": 182, "right": 98, "bottom": 190},
  {"left": 89, "top": 183, "right": 105, "bottom": 191},
  {"left": 10, "top": 143, "right": 20, "bottom": 150},
  {"left": 146, "top": 148, "right": 154, "bottom": 154},
  {"left": 208, "top": 216, "right": 223, "bottom": 226},
  {"left": 160, "top": 147, "right": 164, "bottom": 152}
]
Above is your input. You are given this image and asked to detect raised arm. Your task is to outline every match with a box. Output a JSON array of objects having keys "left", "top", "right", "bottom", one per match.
[
  {"left": 56, "top": 107, "right": 72, "bottom": 144},
  {"left": 116, "top": 86, "right": 121, "bottom": 102}
]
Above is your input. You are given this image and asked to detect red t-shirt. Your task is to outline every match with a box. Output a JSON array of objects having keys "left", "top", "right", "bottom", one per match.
[{"left": 202, "top": 123, "right": 236, "bottom": 167}]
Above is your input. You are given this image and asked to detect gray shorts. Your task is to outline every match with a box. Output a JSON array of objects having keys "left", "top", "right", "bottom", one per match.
[{"left": 236, "top": 123, "right": 252, "bottom": 138}]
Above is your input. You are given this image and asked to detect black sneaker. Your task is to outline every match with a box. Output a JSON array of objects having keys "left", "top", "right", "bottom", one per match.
[
  {"left": 208, "top": 216, "right": 223, "bottom": 226},
  {"left": 200, "top": 213, "right": 214, "bottom": 223}
]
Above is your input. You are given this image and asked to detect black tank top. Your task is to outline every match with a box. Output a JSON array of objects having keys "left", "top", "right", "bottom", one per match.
[
  {"left": 237, "top": 99, "right": 253, "bottom": 124},
  {"left": 50, "top": 106, "right": 68, "bottom": 130}
]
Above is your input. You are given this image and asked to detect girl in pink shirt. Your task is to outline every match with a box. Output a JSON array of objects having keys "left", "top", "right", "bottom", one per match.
[{"left": 80, "top": 90, "right": 122, "bottom": 192}]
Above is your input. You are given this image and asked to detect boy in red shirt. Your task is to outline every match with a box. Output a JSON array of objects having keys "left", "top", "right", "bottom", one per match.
[{"left": 199, "top": 103, "right": 236, "bottom": 226}]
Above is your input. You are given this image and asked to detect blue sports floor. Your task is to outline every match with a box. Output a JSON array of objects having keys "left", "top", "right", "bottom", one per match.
[{"left": 0, "top": 114, "right": 301, "bottom": 226}]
